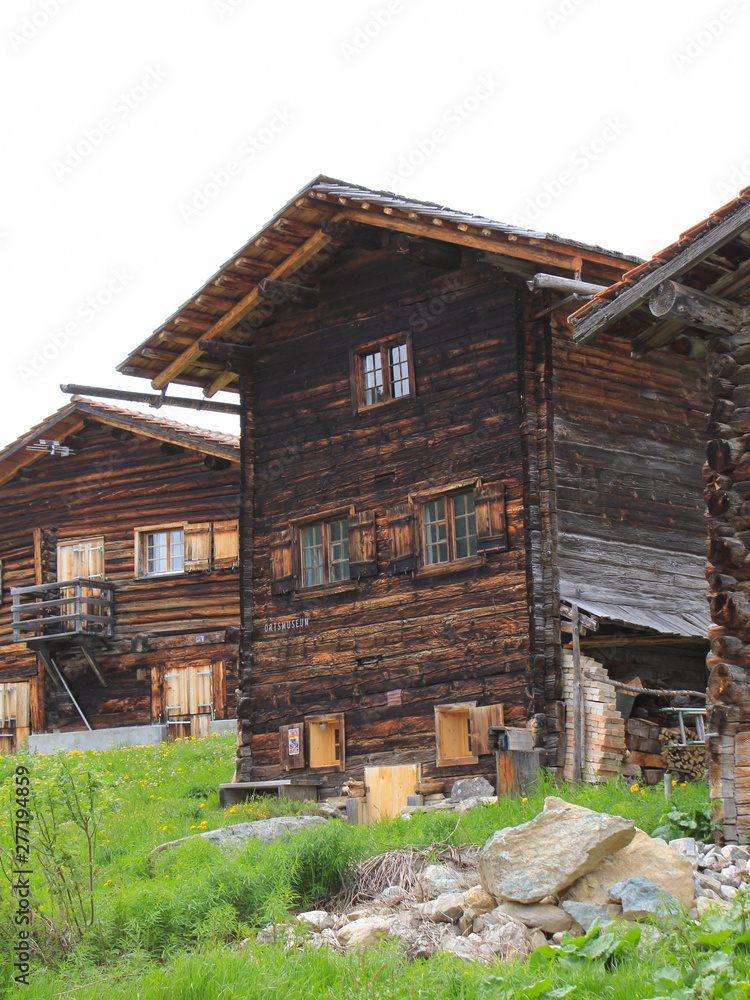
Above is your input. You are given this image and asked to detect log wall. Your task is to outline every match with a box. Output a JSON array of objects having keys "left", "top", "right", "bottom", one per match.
[
  {"left": 551, "top": 314, "right": 708, "bottom": 615},
  {"left": 237, "top": 248, "right": 534, "bottom": 786},
  {"left": 0, "top": 423, "right": 240, "bottom": 734}
]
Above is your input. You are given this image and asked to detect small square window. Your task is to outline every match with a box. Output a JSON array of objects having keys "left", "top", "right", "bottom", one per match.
[
  {"left": 300, "top": 519, "right": 349, "bottom": 588},
  {"left": 135, "top": 526, "right": 185, "bottom": 577},
  {"left": 351, "top": 334, "right": 415, "bottom": 414}
]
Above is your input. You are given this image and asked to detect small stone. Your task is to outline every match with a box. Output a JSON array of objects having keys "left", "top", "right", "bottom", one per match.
[
  {"left": 337, "top": 917, "right": 392, "bottom": 952},
  {"left": 463, "top": 886, "right": 497, "bottom": 914},
  {"left": 697, "top": 896, "right": 732, "bottom": 917},
  {"left": 720, "top": 885, "right": 738, "bottom": 900},
  {"left": 696, "top": 872, "right": 723, "bottom": 895},
  {"left": 609, "top": 877, "right": 681, "bottom": 922},
  {"left": 422, "top": 892, "right": 465, "bottom": 923},
  {"left": 420, "top": 864, "right": 461, "bottom": 899},
  {"left": 297, "top": 910, "right": 333, "bottom": 931},
  {"left": 669, "top": 838, "right": 699, "bottom": 870},
  {"left": 696, "top": 887, "right": 721, "bottom": 901},
  {"left": 380, "top": 885, "right": 409, "bottom": 902},
  {"left": 552, "top": 932, "right": 564, "bottom": 944},
  {"left": 345, "top": 906, "right": 377, "bottom": 922},
  {"left": 451, "top": 776, "right": 495, "bottom": 802},
  {"left": 561, "top": 901, "right": 621, "bottom": 932},
  {"left": 441, "top": 936, "right": 479, "bottom": 961},
  {"left": 529, "top": 929, "right": 548, "bottom": 951},
  {"left": 473, "top": 915, "right": 486, "bottom": 934},
  {"left": 482, "top": 916, "right": 532, "bottom": 961},
  {"left": 495, "top": 901, "right": 571, "bottom": 934},
  {"left": 722, "top": 845, "right": 750, "bottom": 864}
]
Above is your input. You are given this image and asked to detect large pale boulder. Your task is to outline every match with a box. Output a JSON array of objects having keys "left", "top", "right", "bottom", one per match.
[
  {"left": 337, "top": 916, "right": 392, "bottom": 952},
  {"left": 479, "top": 797, "right": 635, "bottom": 903},
  {"left": 563, "top": 827, "right": 695, "bottom": 910}
]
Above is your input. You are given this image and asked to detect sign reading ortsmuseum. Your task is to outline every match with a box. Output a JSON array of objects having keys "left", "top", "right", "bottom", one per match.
[{"left": 262, "top": 617, "right": 310, "bottom": 633}]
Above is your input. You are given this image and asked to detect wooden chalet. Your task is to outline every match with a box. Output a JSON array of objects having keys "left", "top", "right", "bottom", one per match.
[
  {"left": 568, "top": 186, "right": 750, "bottom": 843},
  {"left": 0, "top": 397, "right": 240, "bottom": 749},
  {"left": 118, "top": 176, "right": 711, "bottom": 815}
]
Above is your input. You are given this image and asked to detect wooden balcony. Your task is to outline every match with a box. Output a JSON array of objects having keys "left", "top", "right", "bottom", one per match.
[{"left": 11, "top": 579, "right": 115, "bottom": 646}]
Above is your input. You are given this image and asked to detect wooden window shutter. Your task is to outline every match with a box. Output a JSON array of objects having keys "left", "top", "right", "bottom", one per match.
[
  {"left": 57, "top": 543, "right": 77, "bottom": 582},
  {"left": 386, "top": 503, "right": 417, "bottom": 573},
  {"left": 270, "top": 528, "right": 296, "bottom": 594},
  {"left": 347, "top": 510, "right": 377, "bottom": 579},
  {"left": 280, "top": 723, "right": 306, "bottom": 771},
  {"left": 469, "top": 703, "right": 505, "bottom": 756},
  {"left": 185, "top": 523, "right": 212, "bottom": 572},
  {"left": 475, "top": 486, "right": 508, "bottom": 554},
  {"left": 212, "top": 520, "right": 239, "bottom": 570}
]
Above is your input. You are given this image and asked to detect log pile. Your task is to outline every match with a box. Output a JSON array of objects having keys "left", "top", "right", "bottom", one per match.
[
  {"left": 659, "top": 728, "right": 706, "bottom": 782},
  {"left": 704, "top": 331, "right": 750, "bottom": 842}
]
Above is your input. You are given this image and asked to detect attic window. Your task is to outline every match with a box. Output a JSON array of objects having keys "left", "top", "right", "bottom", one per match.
[{"left": 350, "top": 333, "right": 415, "bottom": 414}]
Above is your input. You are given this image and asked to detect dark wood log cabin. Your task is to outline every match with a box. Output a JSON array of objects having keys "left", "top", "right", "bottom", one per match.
[
  {"left": 117, "top": 177, "right": 710, "bottom": 808},
  {"left": 569, "top": 185, "right": 750, "bottom": 842},
  {"left": 0, "top": 397, "right": 240, "bottom": 750}
]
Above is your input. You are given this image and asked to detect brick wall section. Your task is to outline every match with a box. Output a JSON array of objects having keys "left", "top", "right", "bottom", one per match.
[{"left": 562, "top": 652, "right": 626, "bottom": 782}]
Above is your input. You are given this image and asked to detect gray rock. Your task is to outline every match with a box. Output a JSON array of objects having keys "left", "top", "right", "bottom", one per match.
[
  {"left": 421, "top": 892, "right": 465, "bottom": 923},
  {"left": 337, "top": 916, "right": 392, "bottom": 952},
  {"left": 297, "top": 910, "right": 333, "bottom": 931},
  {"left": 202, "top": 815, "right": 326, "bottom": 851},
  {"left": 420, "top": 864, "right": 461, "bottom": 898},
  {"left": 561, "top": 901, "right": 621, "bottom": 932},
  {"left": 451, "top": 776, "right": 495, "bottom": 801},
  {"left": 722, "top": 845, "right": 750, "bottom": 864},
  {"left": 479, "top": 797, "right": 635, "bottom": 904},
  {"left": 441, "top": 936, "right": 480, "bottom": 961},
  {"left": 608, "top": 877, "right": 682, "bottom": 922},
  {"left": 720, "top": 884, "right": 738, "bottom": 900},
  {"left": 482, "top": 915, "right": 532, "bottom": 960},
  {"left": 495, "top": 901, "right": 572, "bottom": 934}
]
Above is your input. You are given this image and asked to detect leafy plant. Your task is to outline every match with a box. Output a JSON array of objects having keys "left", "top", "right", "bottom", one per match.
[
  {"left": 530, "top": 922, "right": 642, "bottom": 972},
  {"left": 652, "top": 804, "right": 714, "bottom": 843}
]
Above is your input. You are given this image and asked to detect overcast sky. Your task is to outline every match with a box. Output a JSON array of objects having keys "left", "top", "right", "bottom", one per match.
[{"left": 2, "top": 0, "right": 748, "bottom": 447}]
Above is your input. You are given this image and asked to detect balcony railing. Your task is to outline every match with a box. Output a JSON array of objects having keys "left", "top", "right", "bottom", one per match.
[{"left": 11, "top": 578, "right": 115, "bottom": 644}]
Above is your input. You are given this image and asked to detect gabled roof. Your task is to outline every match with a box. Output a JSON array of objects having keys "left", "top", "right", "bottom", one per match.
[
  {"left": 0, "top": 397, "right": 239, "bottom": 488},
  {"left": 118, "top": 175, "right": 638, "bottom": 395},
  {"left": 569, "top": 186, "right": 750, "bottom": 351}
]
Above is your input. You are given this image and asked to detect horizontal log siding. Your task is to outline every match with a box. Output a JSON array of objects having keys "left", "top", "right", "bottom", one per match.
[
  {"left": 0, "top": 425, "right": 240, "bottom": 731},
  {"left": 247, "top": 250, "right": 531, "bottom": 785},
  {"left": 551, "top": 315, "right": 707, "bottom": 615}
]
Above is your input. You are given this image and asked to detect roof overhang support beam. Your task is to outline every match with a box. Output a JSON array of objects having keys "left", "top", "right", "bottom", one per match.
[
  {"left": 150, "top": 227, "right": 338, "bottom": 390},
  {"left": 648, "top": 280, "right": 745, "bottom": 336},
  {"left": 340, "top": 208, "right": 585, "bottom": 272},
  {"left": 258, "top": 278, "right": 318, "bottom": 310},
  {"left": 321, "top": 218, "right": 385, "bottom": 250},
  {"left": 571, "top": 200, "right": 750, "bottom": 344}
]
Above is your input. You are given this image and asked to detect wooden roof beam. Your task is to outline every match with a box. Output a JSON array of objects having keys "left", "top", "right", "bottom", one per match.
[
  {"left": 151, "top": 226, "right": 338, "bottom": 390},
  {"left": 203, "top": 371, "right": 238, "bottom": 398},
  {"left": 649, "top": 280, "right": 745, "bottom": 336},
  {"left": 341, "top": 208, "right": 584, "bottom": 272},
  {"left": 321, "top": 219, "right": 385, "bottom": 250}
]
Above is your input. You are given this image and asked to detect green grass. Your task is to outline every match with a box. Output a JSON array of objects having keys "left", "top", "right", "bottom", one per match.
[{"left": 0, "top": 734, "right": 715, "bottom": 998}]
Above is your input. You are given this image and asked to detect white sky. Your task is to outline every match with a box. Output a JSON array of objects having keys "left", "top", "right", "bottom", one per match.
[{"left": 2, "top": 0, "right": 749, "bottom": 447}]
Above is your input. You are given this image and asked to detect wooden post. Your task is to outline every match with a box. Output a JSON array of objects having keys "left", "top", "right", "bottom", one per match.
[
  {"left": 235, "top": 368, "right": 255, "bottom": 782},
  {"left": 571, "top": 603, "right": 584, "bottom": 782}
]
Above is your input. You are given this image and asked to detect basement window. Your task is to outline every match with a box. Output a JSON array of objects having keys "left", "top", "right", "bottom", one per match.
[{"left": 350, "top": 333, "right": 415, "bottom": 414}]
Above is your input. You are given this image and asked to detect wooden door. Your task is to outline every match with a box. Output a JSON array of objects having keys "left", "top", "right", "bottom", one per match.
[
  {"left": 163, "top": 667, "right": 191, "bottom": 741},
  {"left": 365, "top": 763, "right": 420, "bottom": 824},
  {"left": 57, "top": 537, "right": 104, "bottom": 629},
  {"left": 163, "top": 664, "right": 215, "bottom": 740},
  {"left": 0, "top": 682, "right": 31, "bottom": 754}
]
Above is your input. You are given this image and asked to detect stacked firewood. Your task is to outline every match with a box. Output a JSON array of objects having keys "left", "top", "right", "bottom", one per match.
[{"left": 659, "top": 727, "right": 706, "bottom": 781}]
